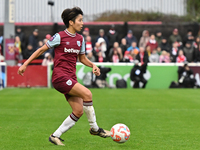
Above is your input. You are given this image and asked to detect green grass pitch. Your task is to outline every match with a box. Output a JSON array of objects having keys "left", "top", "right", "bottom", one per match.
[{"left": 0, "top": 88, "right": 200, "bottom": 150}]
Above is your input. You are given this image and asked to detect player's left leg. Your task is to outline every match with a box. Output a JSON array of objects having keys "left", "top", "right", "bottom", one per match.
[{"left": 49, "top": 96, "right": 83, "bottom": 146}]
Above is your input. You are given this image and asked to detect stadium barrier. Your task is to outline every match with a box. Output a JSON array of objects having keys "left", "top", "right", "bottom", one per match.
[
  {"left": 74, "top": 63, "right": 200, "bottom": 89},
  {"left": 2, "top": 62, "right": 200, "bottom": 88},
  {"left": 7, "top": 65, "right": 47, "bottom": 87}
]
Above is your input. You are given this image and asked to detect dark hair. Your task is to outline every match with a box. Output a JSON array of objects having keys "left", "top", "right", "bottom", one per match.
[{"left": 61, "top": 7, "right": 83, "bottom": 28}]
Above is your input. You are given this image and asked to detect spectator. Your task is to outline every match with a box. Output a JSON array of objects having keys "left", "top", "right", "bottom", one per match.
[
  {"left": 146, "top": 34, "right": 158, "bottom": 53},
  {"left": 130, "top": 60, "right": 148, "bottom": 88},
  {"left": 110, "top": 47, "right": 123, "bottom": 63},
  {"left": 96, "top": 51, "right": 106, "bottom": 62},
  {"left": 136, "top": 47, "right": 149, "bottom": 65},
  {"left": 108, "top": 42, "right": 119, "bottom": 61},
  {"left": 107, "top": 24, "right": 118, "bottom": 51},
  {"left": 28, "top": 29, "right": 39, "bottom": 51},
  {"left": 125, "top": 30, "right": 137, "bottom": 47},
  {"left": 155, "top": 30, "right": 163, "bottom": 45},
  {"left": 160, "top": 37, "right": 171, "bottom": 53},
  {"left": 127, "top": 41, "right": 139, "bottom": 53},
  {"left": 157, "top": 46, "right": 162, "bottom": 55},
  {"left": 149, "top": 49, "right": 159, "bottom": 63},
  {"left": 183, "top": 29, "right": 194, "bottom": 46},
  {"left": 169, "top": 28, "right": 182, "bottom": 46},
  {"left": 159, "top": 51, "right": 170, "bottom": 63},
  {"left": 97, "top": 37, "right": 107, "bottom": 59},
  {"left": 24, "top": 44, "right": 34, "bottom": 59},
  {"left": 145, "top": 45, "right": 151, "bottom": 56},
  {"left": 170, "top": 42, "right": 179, "bottom": 62},
  {"left": 0, "top": 48, "right": 4, "bottom": 62},
  {"left": 176, "top": 50, "right": 186, "bottom": 63},
  {"left": 42, "top": 52, "right": 53, "bottom": 66},
  {"left": 123, "top": 51, "right": 134, "bottom": 63},
  {"left": 93, "top": 42, "right": 101, "bottom": 59},
  {"left": 183, "top": 42, "right": 195, "bottom": 62},
  {"left": 45, "top": 34, "right": 51, "bottom": 40},
  {"left": 82, "top": 27, "right": 90, "bottom": 41},
  {"left": 120, "top": 38, "right": 128, "bottom": 56},
  {"left": 96, "top": 29, "right": 109, "bottom": 50},
  {"left": 139, "top": 30, "right": 150, "bottom": 48},
  {"left": 194, "top": 37, "right": 200, "bottom": 62},
  {"left": 15, "top": 27, "right": 26, "bottom": 51},
  {"left": 14, "top": 36, "right": 23, "bottom": 65},
  {"left": 178, "top": 63, "right": 196, "bottom": 88},
  {"left": 85, "top": 35, "right": 93, "bottom": 54},
  {"left": 86, "top": 51, "right": 96, "bottom": 62}
]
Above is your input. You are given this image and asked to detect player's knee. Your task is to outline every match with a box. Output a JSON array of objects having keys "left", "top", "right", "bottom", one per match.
[
  {"left": 83, "top": 89, "right": 92, "bottom": 100},
  {"left": 74, "top": 110, "right": 83, "bottom": 118}
]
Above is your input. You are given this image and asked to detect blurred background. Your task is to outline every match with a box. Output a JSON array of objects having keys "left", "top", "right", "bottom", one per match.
[{"left": 0, "top": 0, "right": 200, "bottom": 89}]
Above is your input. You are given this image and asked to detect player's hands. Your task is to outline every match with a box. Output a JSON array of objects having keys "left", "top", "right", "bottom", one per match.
[
  {"left": 18, "top": 65, "right": 27, "bottom": 76},
  {"left": 93, "top": 65, "right": 101, "bottom": 76}
]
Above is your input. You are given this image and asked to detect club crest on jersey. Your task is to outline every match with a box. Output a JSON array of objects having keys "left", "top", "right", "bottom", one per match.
[
  {"left": 77, "top": 41, "right": 81, "bottom": 47},
  {"left": 66, "top": 42, "right": 70, "bottom": 45}
]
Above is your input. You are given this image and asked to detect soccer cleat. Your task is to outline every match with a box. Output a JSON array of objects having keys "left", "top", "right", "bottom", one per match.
[
  {"left": 89, "top": 127, "right": 111, "bottom": 138},
  {"left": 49, "top": 134, "right": 65, "bottom": 146}
]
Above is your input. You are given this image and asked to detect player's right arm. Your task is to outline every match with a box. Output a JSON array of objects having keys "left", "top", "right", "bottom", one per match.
[
  {"left": 18, "top": 44, "right": 49, "bottom": 76},
  {"left": 18, "top": 33, "right": 60, "bottom": 76}
]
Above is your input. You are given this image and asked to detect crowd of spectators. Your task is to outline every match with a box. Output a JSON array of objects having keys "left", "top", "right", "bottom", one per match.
[
  {"left": 83, "top": 25, "right": 200, "bottom": 64},
  {"left": 0, "top": 25, "right": 200, "bottom": 65}
]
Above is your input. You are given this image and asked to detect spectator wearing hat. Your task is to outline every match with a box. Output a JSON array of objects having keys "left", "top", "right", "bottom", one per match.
[
  {"left": 107, "top": 24, "right": 118, "bottom": 51},
  {"left": 125, "top": 30, "right": 137, "bottom": 47},
  {"left": 96, "top": 29, "right": 109, "bottom": 50},
  {"left": 82, "top": 27, "right": 90, "bottom": 42},
  {"left": 28, "top": 29, "right": 39, "bottom": 51},
  {"left": 15, "top": 27, "right": 26, "bottom": 52},
  {"left": 159, "top": 37, "right": 171, "bottom": 53},
  {"left": 169, "top": 28, "right": 182, "bottom": 46},
  {"left": 155, "top": 30, "right": 163, "bottom": 45},
  {"left": 183, "top": 29, "right": 195, "bottom": 47},
  {"left": 139, "top": 30, "right": 150, "bottom": 49},
  {"left": 85, "top": 35, "right": 93, "bottom": 55},
  {"left": 130, "top": 59, "right": 148, "bottom": 88}
]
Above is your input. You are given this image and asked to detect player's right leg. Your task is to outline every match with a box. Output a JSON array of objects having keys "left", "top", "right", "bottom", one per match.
[{"left": 69, "top": 83, "right": 110, "bottom": 138}]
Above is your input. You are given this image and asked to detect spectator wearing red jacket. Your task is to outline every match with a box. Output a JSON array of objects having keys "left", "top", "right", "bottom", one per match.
[{"left": 146, "top": 34, "right": 158, "bottom": 53}]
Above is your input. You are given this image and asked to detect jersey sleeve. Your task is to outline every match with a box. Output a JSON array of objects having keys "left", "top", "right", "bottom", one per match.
[
  {"left": 80, "top": 37, "right": 85, "bottom": 54},
  {"left": 46, "top": 33, "right": 61, "bottom": 48}
]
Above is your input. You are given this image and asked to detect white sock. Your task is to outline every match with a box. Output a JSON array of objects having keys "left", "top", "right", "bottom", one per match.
[
  {"left": 83, "top": 104, "right": 99, "bottom": 132},
  {"left": 53, "top": 113, "right": 79, "bottom": 137}
]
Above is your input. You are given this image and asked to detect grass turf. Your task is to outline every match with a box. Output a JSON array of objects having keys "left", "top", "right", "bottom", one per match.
[{"left": 0, "top": 88, "right": 200, "bottom": 150}]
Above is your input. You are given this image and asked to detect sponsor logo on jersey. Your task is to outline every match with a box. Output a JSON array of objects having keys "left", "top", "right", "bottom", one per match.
[
  {"left": 77, "top": 41, "right": 81, "bottom": 47},
  {"left": 66, "top": 79, "right": 72, "bottom": 86},
  {"left": 64, "top": 47, "right": 79, "bottom": 54}
]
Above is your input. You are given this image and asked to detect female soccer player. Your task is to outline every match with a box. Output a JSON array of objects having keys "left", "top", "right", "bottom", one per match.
[{"left": 18, "top": 7, "right": 110, "bottom": 146}]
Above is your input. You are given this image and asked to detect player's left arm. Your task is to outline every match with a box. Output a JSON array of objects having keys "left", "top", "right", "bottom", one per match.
[{"left": 79, "top": 54, "right": 100, "bottom": 76}]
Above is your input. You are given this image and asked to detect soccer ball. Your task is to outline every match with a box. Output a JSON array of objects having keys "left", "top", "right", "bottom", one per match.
[{"left": 110, "top": 123, "right": 130, "bottom": 143}]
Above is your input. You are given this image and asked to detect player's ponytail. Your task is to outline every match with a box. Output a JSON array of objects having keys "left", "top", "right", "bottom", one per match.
[{"left": 61, "top": 7, "right": 83, "bottom": 28}]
